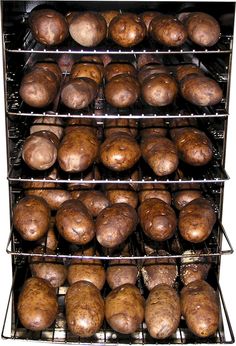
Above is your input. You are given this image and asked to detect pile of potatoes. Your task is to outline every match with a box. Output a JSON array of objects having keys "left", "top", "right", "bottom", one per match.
[{"left": 28, "top": 8, "right": 221, "bottom": 49}]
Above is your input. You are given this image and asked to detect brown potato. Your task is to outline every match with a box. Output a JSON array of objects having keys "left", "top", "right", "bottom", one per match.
[
  {"left": 137, "top": 53, "right": 162, "bottom": 70},
  {"left": 34, "top": 61, "right": 62, "bottom": 85},
  {"left": 106, "top": 258, "right": 138, "bottom": 289},
  {"left": 19, "top": 68, "right": 58, "bottom": 108},
  {"left": 175, "top": 64, "right": 204, "bottom": 82},
  {"left": 180, "top": 74, "right": 223, "bottom": 106},
  {"left": 150, "top": 15, "right": 187, "bottom": 46},
  {"left": 180, "top": 250, "right": 211, "bottom": 286},
  {"left": 139, "top": 183, "right": 171, "bottom": 204},
  {"left": 105, "top": 63, "right": 136, "bottom": 82},
  {"left": 30, "top": 246, "right": 67, "bottom": 288},
  {"left": 96, "top": 203, "right": 138, "bottom": 248},
  {"left": 65, "top": 11, "right": 79, "bottom": 25},
  {"left": 145, "top": 284, "right": 181, "bottom": 339},
  {"left": 101, "top": 10, "right": 119, "bottom": 29},
  {"left": 142, "top": 73, "right": 178, "bottom": 107},
  {"left": 22, "top": 130, "right": 58, "bottom": 171},
  {"left": 169, "top": 117, "right": 198, "bottom": 129},
  {"left": 141, "top": 136, "right": 178, "bottom": 176},
  {"left": 105, "top": 284, "right": 145, "bottom": 334},
  {"left": 58, "top": 127, "right": 99, "bottom": 173},
  {"left": 67, "top": 248, "right": 106, "bottom": 290},
  {"left": 17, "top": 277, "right": 58, "bottom": 331},
  {"left": 185, "top": 12, "right": 221, "bottom": 47},
  {"left": 139, "top": 118, "right": 167, "bottom": 138},
  {"left": 70, "top": 62, "right": 104, "bottom": 85},
  {"left": 173, "top": 189, "right": 202, "bottom": 210},
  {"left": 141, "top": 250, "right": 178, "bottom": 290},
  {"left": 179, "top": 198, "right": 216, "bottom": 243},
  {"left": 104, "top": 118, "right": 138, "bottom": 138},
  {"left": 30, "top": 116, "right": 64, "bottom": 140},
  {"left": 29, "top": 9, "right": 68, "bottom": 45},
  {"left": 140, "top": 11, "right": 161, "bottom": 31},
  {"left": 100, "top": 132, "right": 141, "bottom": 172},
  {"left": 105, "top": 74, "right": 140, "bottom": 108},
  {"left": 13, "top": 196, "right": 50, "bottom": 241},
  {"left": 65, "top": 281, "right": 104, "bottom": 337},
  {"left": 61, "top": 77, "right": 98, "bottom": 110},
  {"left": 106, "top": 189, "right": 138, "bottom": 208},
  {"left": 170, "top": 127, "right": 213, "bottom": 166},
  {"left": 56, "top": 199, "right": 95, "bottom": 245},
  {"left": 138, "top": 198, "right": 177, "bottom": 241},
  {"left": 138, "top": 64, "right": 170, "bottom": 84},
  {"left": 69, "top": 12, "right": 107, "bottom": 47},
  {"left": 67, "top": 166, "right": 101, "bottom": 190},
  {"left": 78, "top": 190, "right": 110, "bottom": 217},
  {"left": 109, "top": 13, "right": 146, "bottom": 47},
  {"left": 37, "top": 217, "right": 58, "bottom": 251},
  {"left": 180, "top": 280, "right": 219, "bottom": 337}
]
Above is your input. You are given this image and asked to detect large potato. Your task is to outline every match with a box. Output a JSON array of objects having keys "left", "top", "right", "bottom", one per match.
[
  {"left": 13, "top": 196, "right": 50, "bottom": 241},
  {"left": 67, "top": 247, "right": 106, "bottom": 290},
  {"left": 145, "top": 284, "right": 181, "bottom": 339},
  {"left": 30, "top": 246, "right": 67, "bottom": 288},
  {"left": 138, "top": 198, "right": 177, "bottom": 241},
  {"left": 178, "top": 198, "right": 216, "bottom": 243},
  {"left": 180, "top": 280, "right": 219, "bottom": 337},
  {"left": 56, "top": 199, "right": 95, "bottom": 245},
  {"left": 58, "top": 127, "right": 99, "bottom": 173},
  {"left": 105, "top": 283, "right": 145, "bottom": 334},
  {"left": 17, "top": 277, "right": 58, "bottom": 331},
  {"left": 100, "top": 133, "right": 141, "bottom": 172},
  {"left": 78, "top": 190, "right": 110, "bottom": 217},
  {"left": 96, "top": 203, "right": 138, "bottom": 248},
  {"left": 106, "top": 258, "right": 138, "bottom": 289},
  {"left": 65, "top": 281, "right": 104, "bottom": 337}
]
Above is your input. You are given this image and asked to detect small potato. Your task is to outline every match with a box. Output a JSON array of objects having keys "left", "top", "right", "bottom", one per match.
[
  {"left": 139, "top": 183, "right": 171, "bottom": 205},
  {"left": 173, "top": 189, "right": 202, "bottom": 210},
  {"left": 106, "top": 258, "right": 138, "bottom": 289},
  {"left": 67, "top": 248, "right": 106, "bottom": 290},
  {"left": 30, "top": 116, "right": 64, "bottom": 140},
  {"left": 65, "top": 281, "right": 104, "bottom": 337},
  {"left": 13, "top": 196, "right": 50, "bottom": 241},
  {"left": 178, "top": 198, "right": 216, "bottom": 243},
  {"left": 185, "top": 12, "right": 221, "bottom": 47},
  {"left": 30, "top": 246, "right": 67, "bottom": 288},
  {"left": 106, "top": 188, "right": 138, "bottom": 208},
  {"left": 138, "top": 198, "right": 177, "bottom": 241},
  {"left": 180, "top": 280, "right": 219, "bottom": 337},
  {"left": 70, "top": 62, "right": 104, "bottom": 85},
  {"left": 78, "top": 190, "right": 110, "bottom": 217},
  {"left": 109, "top": 13, "right": 146, "bottom": 47},
  {"left": 100, "top": 133, "right": 141, "bottom": 172},
  {"left": 141, "top": 250, "right": 178, "bottom": 290},
  {"left": 96, "top": 203, "right": 138, "bottom": 248},
  {"left": 105, "top": 284, "right": 145, "bottom": 334},
  {"left": 104, "top": 63, "right": 137, "bottom": 82},
  {"left": 104, "top": 118, "right": 138, "bottom": 138},
  {"left": 69, "top": 12, "right": 107, "bottom": 47},
  {"left": 145, "top": 284, "right": 181, "bottom": 339},
  {"left": 17, "top": 277, "right": 58, "bottom": 331},
  {"left": 56, "top": 199, "right": 95, "bottom": 245}
]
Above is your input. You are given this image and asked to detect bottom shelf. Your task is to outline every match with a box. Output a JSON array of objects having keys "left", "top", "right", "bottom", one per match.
[{"left": 1, "top": 265, "right": 234, "bottom": 345}]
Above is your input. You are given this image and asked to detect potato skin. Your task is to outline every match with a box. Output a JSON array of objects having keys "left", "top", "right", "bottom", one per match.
[
  {"left": 150, "top": 15, "right": 187, "bottom": 47},
  {"left": 176, "top": 64, "right": 203, "bottom": 82},
  {"left": 141, "top": 136, "right": 178, "bottom": 176},
  {"left": 180, "top": 280, "right": 219, "bottom": 337},
  {"left": 140, "top": 11, "right": 161, "bottom": 31},
  {"left": 78, "top": 190, "right": 110, "bottom": 217},
  {"left": 65, "top": 281, "right": 104, "bottom": 337},
  {"left": 37, "top": 217, "right": 58, "bottom": 251},
  {"left": 145, "top": 284, "right": 181, "bottom": 339},
  {"left": 109, "top": 13, "right": 146, "bottom": 47},
  {"left": 186, "top": 12, "right": 221, "bottom": 47},
  {"left": 67, "top": 248, "right": 106, "bottom": 290},
  {"left": 180, "top": 74, "right": 223, "bottom": 106},
  {"left": 173, "top": 189, "right": 202, "bottom": 210},
  {"left": 106, "top": 189, "right": 138, "bottom": 208},
  {"left": 179, "top": 198, "right": 216, "bottom": 243},
  {"left": 100, "top": 132, "right": 141, "bottom": 172},
  {"left": 25, "top": 188, "right": 71, "bottom": 210},
  {"left": 17, "top": 277, "right": 58, "bottom": 331},
  {"left": 170, "top": 127, "right": 213, "bottom": 166},
  {"left": 56, "top": 199, "right": 95, "bottom": 245},
  {"left": 96, "top": 203, "right": 138, "bottom": 248},
  {"left": 138, "top": 198, "right": 177, "bottom": 241},
  {"left": 105, "top": 283, "right": 145, "bottom": 334},
  {"left": 106, "top": 258, "right": 138, "bottom": 289},
  {"left": 104, "top": 118, "right": 138, "bottom": 138},
  {"left": 29, "top": 9, "right": 68, "bottom": 45},
  {"left": 13, "top": 196, "right": 50, "bottom": 241},
  {"left": 138, "top": 64, "right": 169, "bottom": 84},
  {"left": 58, "top": 127, "right": 99, "bottom": 173},
  {"left": 105, "top": 63, "right": 136, "bottom": 82},
  {"left": 30, "top": 116, "right": 64, "bottom": 140},
  {"left": 139, "top": 183, "right": 171, "bottom": 205},
  {"left": 70, "top": 62, "right": 104, "bottom": 85},
  {"left": 30, "top": 246, "right": 67, "bottom": 288},
  {"left": 139, "top": 118, "right": 167, "bottom": 138}
]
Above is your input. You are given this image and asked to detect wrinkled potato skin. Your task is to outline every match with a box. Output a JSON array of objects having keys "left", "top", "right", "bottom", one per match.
[
  {"left": 180, "top": 280, "right": 219, "bottom": 337},
  {"left": 179, "top": 198, "right": 216, "bottom": 243},
  {"left": 13, "top": 196, "right": 50, "bottom": 241},
  {"left": 65, "top": 281, "right": 104, "bottom": 337},
  {"left": 145, "top": 284, "right": 181, "bottom": 339},
  {"left": 105, "top": 284, "right": 145, "bottom": 334},
  {"left": 17, "top": 277, "right": 58, "bottom": 331},
  {"left": 106, "top": 258, "right": 138, "bottom": 289}
]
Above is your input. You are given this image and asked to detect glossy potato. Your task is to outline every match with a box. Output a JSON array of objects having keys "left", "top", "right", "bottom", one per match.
[
  {"left": 78, "top": 190, "right": 110, "bottom": 217},
  {"left": 70, "top": 62, "right": 104, "bottom": 85},
  {"left": 105, "top": 63, "right": 137, "bottom": 82}
]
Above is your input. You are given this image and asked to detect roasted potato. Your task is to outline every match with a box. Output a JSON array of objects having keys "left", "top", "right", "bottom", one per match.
[
  {"left": 139, "top": 183, "right": 171, "bottom": 204},
  {"left": 105, "top": 188, "right": 138, "bottom": 208},
  {"left": 104, "top": 63, "right": 137, "bottom": 82},
  {"left": 70, "top": 62, "right": 104, "bottom": 85},
  {"left": 78, "top": 190, "right": 110, "bottom": 217},
  {"left": 106, "top": 258, "right": 138, "bottom": 289},
  {"left": 30, "top": 116, "right": 64, "bottom": 140},
  {"left": 175, "top": 64, "right": 204, "bottom": 82},
  {"left": 104, "top": 118, "right": 138, "bottom": 138},
  {"left": 139, "top": 117, "right": 167, "bottom": 138},
  {"left": 173, "top": 189, "right": 202, "bottom": 210},
  {"left": 138, "top": 63, "right": 170, "bottom": 84},
  {"left": 24, "top": 187, "right": 71, "bottom": 210}
]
